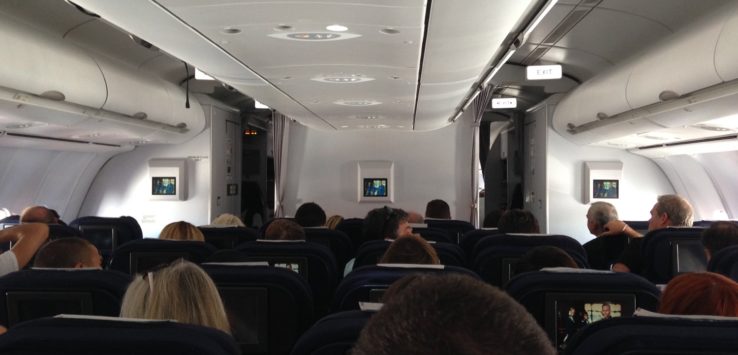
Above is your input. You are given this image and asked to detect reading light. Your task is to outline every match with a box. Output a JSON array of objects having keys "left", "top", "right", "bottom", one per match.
[{"left": 195, "top": 68, "right": 214, "bottom": 80}]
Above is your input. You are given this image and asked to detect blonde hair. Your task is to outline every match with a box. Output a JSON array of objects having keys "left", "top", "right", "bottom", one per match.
[
  {"left": 325, "top": 215, "right": 343, "bottom": 230},
  {"left": 119, "top": 260, "right": 230, "bottom": 333},
  {"left": 211, "top": 213, "right": 245, "bottom": 227},
  {"left": 159, "top": 221, "right": 205, "bottom": 241}
]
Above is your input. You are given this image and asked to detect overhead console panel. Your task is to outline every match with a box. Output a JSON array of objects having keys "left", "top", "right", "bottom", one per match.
[{"left": 552, "top": 2, "right": 738, "bottom": 152}]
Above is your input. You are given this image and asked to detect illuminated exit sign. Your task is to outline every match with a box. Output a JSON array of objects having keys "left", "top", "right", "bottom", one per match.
[
  {"left": 492, "top": 98, "right": 517, "bottom": 109},
  {"left": 526, "top": 65, "right": 562, "bottom": 80}
]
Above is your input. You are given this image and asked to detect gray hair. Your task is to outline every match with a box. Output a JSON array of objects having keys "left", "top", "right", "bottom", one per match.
[
  {"left": 587, "top": 202, "right": 618, "bottom": 228},
  {"left": 656, "top": 195, "right": 694, "bottom": 227}
]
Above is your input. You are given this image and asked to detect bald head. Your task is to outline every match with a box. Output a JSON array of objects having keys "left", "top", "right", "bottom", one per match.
[{"left": 20, "top": 206, "right": 58, "bottom": 224}]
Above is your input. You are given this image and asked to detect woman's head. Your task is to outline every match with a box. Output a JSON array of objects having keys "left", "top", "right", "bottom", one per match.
[
  {"left": 380, "top": 234, "right": 440, "bottom": 265},
  {"left": 364, "top": 207, "right": 411, "bottom": 240},
  {"left": 159, "top": 221, "right": 205, "bottom": 241},
  {"left": 659, "top": 272, "right": 738, "bottom": 317},
  {"left": 264, "top": 219, "right": 305, "bottom": 240},
  {"left": 120, "top": 260, "right": 230, "bottom": 333},
  {"left": 211, "top": 213, "right": 245, "bottom": 227}
]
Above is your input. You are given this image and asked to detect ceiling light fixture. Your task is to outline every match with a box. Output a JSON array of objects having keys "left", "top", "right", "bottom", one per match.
[
  {"left": 222, "top": 27, "right": 241, "bottom": 35},
  {"left": 326, "top": 24, "right": 348, "bottom": 32},
  {"left": 269, "top": 32, "right": 360, "bottom": 41},
  {"left": 381, "top": 28, "right": 400, "bottom": 35},
  {"left": 311, "top": 74, "right": 374, "bottom": 84},
  {"left": 334, "top": 99, "right": 382, "bottom": 106}
]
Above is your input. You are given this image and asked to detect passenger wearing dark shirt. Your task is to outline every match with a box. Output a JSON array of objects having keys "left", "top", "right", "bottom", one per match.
[
  {"left": 701, "top": 221, "right": 738, "bottom": 261},
  {"left": 582, "top": 202, "right": 629, "bottom": 270}
]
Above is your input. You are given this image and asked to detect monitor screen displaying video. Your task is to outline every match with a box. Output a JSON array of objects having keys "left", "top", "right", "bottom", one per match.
[
  {"left": 593, "top": 179, "right": 619, "bottom": 199},
  {"left": 545, "top": 293, "right": 636, "bottom": 351},
  {"left": 363, "top": 178, "right": 388, "bottom": 197},
  {"left": 152, "top": 177, "right": 176, "bottom": 196}
]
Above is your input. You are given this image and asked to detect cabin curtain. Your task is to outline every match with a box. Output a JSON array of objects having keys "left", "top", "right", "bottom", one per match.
[
  {"left": 272, "top": 111, "right": 290, "bottom": 218},
  {"left": 469, "top": 86, "right": 494, "bottom": 227}
]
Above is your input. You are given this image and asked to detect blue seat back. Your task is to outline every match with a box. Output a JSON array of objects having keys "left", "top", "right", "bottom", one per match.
[
  {"left": 459, "top": 228, "right": 499, "bottom": 256},
  {"left": 290, "top": 310, "right": 374, "bottom": 355},
  {"left": 109, "top": 239, "right": 217, "bottom": 274},
  {"left": 0, "top": 269, "right": 131, "bottom": 327},
  {"left": 641, "top": 227, "right": 707, "bottom": 284},
  {"left": 335, "top": 218, "right": 365, "bottom": 252},
  {"left": 0, "top": 315, "right": 240, "bottom": 355},
  {"left": 199, "top": 226, "right": 258, "bottom": 249},
  {"left": 707, "top": 244, "right": 738, "bottom": 281},
  {"left": 413, "top": 227, "right": 455, "bottom": 243},
  {"left": 304, "top": 228, "right": 354, "bottom": 270},
  {"left": 354, "top": 240, "right": 467, "bottom": 268},
  {"left": 425, "top": 219, "right": 475, "bottom": 242}
]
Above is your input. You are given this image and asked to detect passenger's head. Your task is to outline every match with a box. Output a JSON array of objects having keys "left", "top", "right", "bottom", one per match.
[
  {"left": 352, "top": 274, "right": 555, "bottom": 355},
  {"left": 514, "top": 246, "right": 578, "bottom": 275},
  {"left": 425, "top": 199, "right": 451, "bottom": 219},
  {"left": 120, "top": 260, "right": 230, "bottom": 333},
  {"left": 483, "top": 209, "right": 505, "bottom": 228},
  {"left": 211, "top": 213, "right": 245, "bottom": 227},
  {"left": 587, "top": 202, "right": 619, "bottom": 236},
  {"left": 601, "top": 303, "right": 612, "bottom": 318},
  {"left": 658, "top": 272, "right": 738, "bottom": 317},
  {"left": 363, "top": 207, "right": 411, "bottom": 240},
  {"left": 20, "top": 206, "right": 58, "bottom": 224},
  {"left": 379, "top": 234, "right": 440, "bottom": 265},
  {"left": 497, "top": 209, "right": 540, "bottom": 234},
  {"left": 294, "top": 202, "right": 326, "bottom": 227},
  {"left": 264, "top": 219, "right": 305, "bottom": 240},
  {"left": 325, "top": 215, "right": 343, "bottom": 230},
  {"left": 33, "top": 237, "right": 102, "bottom": 268},
  {"left": 648, "top": 194, "right": 694, "bottom": 230},
  {"left": 701, "top": 221, "right": 738, "bottom": 261},
  {"left": 406, "top": 211, "right": 424, "bottom": 224},
  {"left": 159, "top": 221, "right": 205, "bottom": 241}
]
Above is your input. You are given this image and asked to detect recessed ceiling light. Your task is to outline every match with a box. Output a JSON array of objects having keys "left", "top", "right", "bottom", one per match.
[
  {"left": 222, "top": 27, "right": 241, "bottom": 35},
  {"left": 397, "top": 125, "right": 405, "bottom": 128},
  {"left": 381, "top": 28, "right": 400, "bottom": 35},
  {"left": 376, "top": 124, "right": 390, "bottom": 129},
  {"left": 391, "top": 75, "right": 400, "bottom": 80},
  {"left": 269, "top": 32, "right": 360, "bottom": 41},
  {"left": 350, "top": 115, "right": 382, "bottom": 120},
  {"left": 340, "top": 125, "right": 349, "bottom": 128},
  {"left": 326, "top": 24, "right": 348, "bottom": 32},
  {"left": 312, "top": 74, "right": 374, "bottom": 84},
  {"left": 275, "top": 24, "right": 293, "bottom": 31},
  {"left": 334, "top": 99, "right": 382, "bottom": 106}
]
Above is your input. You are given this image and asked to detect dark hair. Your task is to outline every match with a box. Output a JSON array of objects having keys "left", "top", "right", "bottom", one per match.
[
  {"left": 294, "top": 202, "right": 327, "bottom": 227},
  {"left": 659, "top": 272, "right": 738, "bottom": 317},
  {"left": 701, "top": 221, "right": 738, "bottom": 257},
  {"left": 34, "top": 237, "right": 96, "bottom": 268},
  {"left": 352, "top": 274, "right": 555, "bottom": 355},
  {"left": 265, "top": 219, "right": 305, "bottom": 240},
  {"left": 425, "top": 199, "right": 451, "bottom": 219},
  {"left": 483, "top": 209, "right": 505, "bottom": 228},
  {"left": 379, "top": 234, "right": 440, "bottom": 265},
  {"left": 363, "top": 207, "right": 409, "bottom": 241},
  {"left": 514, "top": 246, "right": 578, "bottom": 275},
  {"left": 497, "top": 209, "right": 540, "bottom": 233}
]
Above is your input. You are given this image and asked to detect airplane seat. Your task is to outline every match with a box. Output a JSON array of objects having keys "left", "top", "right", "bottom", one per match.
[
  {"left": 353, "top": 239, "right": 467, "bottom": 269},
  {"left": 459, "top": 228, "right": 499, "bottom": 257},
  {"left": 0, "top": 315, "right": 240, "bottom": 355},
  {"left": 198, "top": 226, "right": 258, "bottom": 250},
  {"left": 69, "top": 216, "right": 144, "bottom": 266},
  {"left": 332, "top": 264, "right": 479, "bottom": 312},
  {"left": 563, "top": 310, "right": 738, "bottom": 355},
  {"left": 201, "top": 263, "right": 315, "bottom": 355},
  {"left": 471, "top": 234, "right": 589, "bottom": 287},
  {"left": 304, "top": 228, "right": 354, "bottom": 271},
  {"left": 640, "top": 227, "right": 707, "bottom": 284},
  {"left": 0, "top": 215, "right": 20, "bottom": 224},
  {"left": 505, "top": 269, "right": 660, "bottom": 352},
  {"left": 108, "top": 239, "right": 217, "bottom": 275},
  {"left": 0, "top": 269, "right": 131, "bottom": 328},
  {"left": 289, "top": 309, "right": 374, "bottom": 355},
  {"left": 692, "top": 220, "right": 715, "bottom": 228},
  {"left": 0, "top": 223, "right": 81, "bottom": 253},
  {"left": 707, "top": 245, "right": 738, "bottom": 281},
  {"left": 582, "top": 234, "right": 630, "bottom": 270},
  {"left": 623, "top": 220, "right": 650, "bottom": 234},
  {"left": 335, "top": 218, "right": 365, "bottom": 253},
  {"left": 412, "top": 227, "right": 455, "bottom": 243},
  {"left": 424, "top": 219, "right": 475, "bottom": 243},
  {"left": 236, "top": 240, "right": 338, "bottom": 316}
]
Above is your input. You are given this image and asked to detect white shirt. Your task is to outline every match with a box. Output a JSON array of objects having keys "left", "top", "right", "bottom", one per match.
[{"left": 0, "top": 251, "right": 19, "bottom": 277}]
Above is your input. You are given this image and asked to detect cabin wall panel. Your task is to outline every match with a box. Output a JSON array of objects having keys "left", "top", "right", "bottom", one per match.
[
  {"left": 694, "top": 151, "right": 738, "bottom": 219},
  {"left": 546, "top": 120, "right": 675, "bottom": 244},
  {"left": 282, "top": 115, "right": 474, "bottom": 220},
  {"left": 80, "top": 122, "right": 213, "bottom": 238}
]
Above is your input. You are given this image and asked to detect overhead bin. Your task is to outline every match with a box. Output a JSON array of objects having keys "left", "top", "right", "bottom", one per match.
[
  {"left": 552, "top": 2, "right": 738, "bottom": 146},
  {"left": 0, "top": 11, "right": 206, "bottom": 147}
]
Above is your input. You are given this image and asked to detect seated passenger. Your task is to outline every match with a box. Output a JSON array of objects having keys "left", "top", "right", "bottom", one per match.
[
  {"left": 659, "top": 272, "right": 738, "bottom": 317},
  {"left": 379, "top": 234, "right": 440, "bottom": 265},
  {"left": 210, "top": 213, "right": 245, "bottom": 227},
  {"left": 363, "top": 206, "right": 413, "bottom": 242},
  {"left": 325, "top": 215, "right": 343, "bottom": 230},
  {"left": 0, "top": 223, "right": 49, "bottom": 276},
  {"left": 603, "top": 194, "right": 693, "bottom": 273},
  {"left": 497, "top": 209, "right": 540, "bottom": 233},
  {"left": 159, "top": 221, "right": 205, "bottom": 241},
  {"left": 33, "top": 237, "right": 102, "bottom": 268},
  {"left": 701, "top": 221, "right": 738, "bottom": 261},
  {"left": 406, "top": 211, "right": 424, "bottom": 224},
  {"left": 19, "top": 205, "right": 60, "bottom": 224},
  {"left": 425, "top": 199, "right": 451, "bottom": 219},
  {"left": 294, "top": 202, "right": 326, "bottom": 227},
  {"left": 514, "top": 246, "right": 578, "bottom": 276},
  {"left": 352, "top": 273, "right": 555, "bottom": 355},
  {"left": 583, "top": 202, "right": 628, "bottom": 270},
  {"left": 119, "top": 259, "right": 231, "bottom": 333},
  {"left": 264, "top": 219, "right": 305, "bottom": 241}
]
